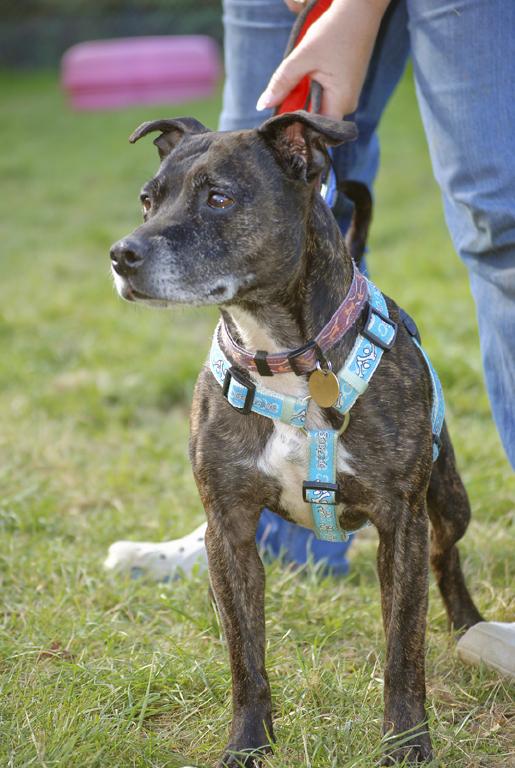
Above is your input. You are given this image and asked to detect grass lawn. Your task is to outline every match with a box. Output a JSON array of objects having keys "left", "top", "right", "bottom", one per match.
[{"left": 0, "top": 68, "right": 513, "bottom": 768}]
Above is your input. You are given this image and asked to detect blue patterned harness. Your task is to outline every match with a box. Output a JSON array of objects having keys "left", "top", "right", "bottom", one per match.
[{"left": 209, "top": 279, "right": 444, "bottom": 541}]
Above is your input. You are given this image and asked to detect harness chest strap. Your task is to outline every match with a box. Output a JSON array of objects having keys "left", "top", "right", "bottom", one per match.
[
  {"left": 302, "top": 429, "right": 344, "bottom": 541},
  {"left": 209, "top": 280, "right": 444, "bottom": 541}
]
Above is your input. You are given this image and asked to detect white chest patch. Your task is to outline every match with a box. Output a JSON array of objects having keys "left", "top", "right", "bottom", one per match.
[{"left": 257, "top": 416, "right": 354, "bottom": 529}]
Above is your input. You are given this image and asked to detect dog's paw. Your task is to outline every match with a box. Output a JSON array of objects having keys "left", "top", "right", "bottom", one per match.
[
  {"left": 217, "top": 746, "right": 270, "bottom": 768},
  {"left": 104, "top": 523, "right": 208, "bottom": 581},
  {"left": 382, "top": 734, "right": 434, "bottom": 764}
]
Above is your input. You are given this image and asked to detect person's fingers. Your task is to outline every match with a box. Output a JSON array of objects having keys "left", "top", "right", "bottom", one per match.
[
  {"left": 283, "top": 0, "right": 305, "bottom": 14},
  {"left": 320, "top": 91, "right": 343, "bottom": 121},
  {"left": 257, "top": 59, "right": 356, "bottom": 119},
  {"left": 256, "top": 53, "right": 309, "bottom": 111},
  {"left": 321, "top": 84, "right": 358, "bottom": 120}
]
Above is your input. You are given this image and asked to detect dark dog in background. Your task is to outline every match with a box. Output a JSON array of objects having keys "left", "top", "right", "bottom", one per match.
[{"left": 109, "top": 111, "right": 482, "bottom": 766}]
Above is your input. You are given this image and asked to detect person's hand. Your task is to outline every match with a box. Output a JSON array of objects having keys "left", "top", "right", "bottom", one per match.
[
  {"left": 257, "top": 0, "right": 391, "bottom": 119},
  {"left": 283, "top": 0, "right": 305, "bottom": 14}
]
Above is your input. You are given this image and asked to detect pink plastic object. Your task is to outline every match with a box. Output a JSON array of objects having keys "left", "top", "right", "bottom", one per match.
[{"left": 61, "top": 36, "right": 221, "bottom": 111}]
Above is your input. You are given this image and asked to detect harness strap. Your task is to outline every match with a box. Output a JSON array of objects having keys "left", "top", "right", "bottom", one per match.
[
  {"left": 210, "top": 335, "right": 309, "bottom": 428},
  {"left": 413, "top": 339, "right": 445, "bottom": 460},
  {"left": 303, "top": 430, "right": 347, "bottom": 541},
  {"left": 302, "top": 281, "right": 396, "bottom": 542},
  {"left": 334, "top": 280, "right": 397, "bottom": 416},
  {"left": 398, "top": 308, "right": 445, "bottom": 461}
]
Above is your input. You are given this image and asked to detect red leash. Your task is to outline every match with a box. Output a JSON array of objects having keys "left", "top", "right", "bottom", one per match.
[{"left": 276, "top": 0, "right": 333, "bottom": 115}]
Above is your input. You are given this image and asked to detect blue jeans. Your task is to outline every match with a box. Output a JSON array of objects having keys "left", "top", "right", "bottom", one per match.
[{"left": 220, "top": 0, "right": 515, "bottom": 569}]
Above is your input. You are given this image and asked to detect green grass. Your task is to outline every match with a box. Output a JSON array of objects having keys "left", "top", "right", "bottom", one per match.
[{"left": 0, "top": 69, "right": 513, "bottom": 768}]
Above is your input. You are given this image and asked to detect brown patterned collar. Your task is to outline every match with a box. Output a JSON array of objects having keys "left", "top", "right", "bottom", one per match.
[{"left": 220, "top": 264, "right": 368, "bottom": 376}]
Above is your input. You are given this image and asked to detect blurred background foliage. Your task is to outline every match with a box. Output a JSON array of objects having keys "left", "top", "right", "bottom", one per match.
[{"left": 1, "top": 0, "right": 222, "bottom": 68}]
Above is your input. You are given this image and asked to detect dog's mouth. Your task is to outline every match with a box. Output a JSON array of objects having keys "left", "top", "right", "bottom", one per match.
[
  {"left": 113, "top": 273, "right": 160, "bottom": 304},
  {"left": 123, "top": 285, "right": 172, "bottom": 307},
  {"left": 114, "top": 269, "right": 257, "bottom": 307},
  {"left": 127, "top": 287, "right": 154, "bottom": 301}
]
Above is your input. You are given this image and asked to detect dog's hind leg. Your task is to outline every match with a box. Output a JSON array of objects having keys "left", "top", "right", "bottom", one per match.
[
  {"left": 427, "top": 424, "right": 483, "bottom": 633},
  {"left": 203, "top": 504, "right": 274, "bottom": 768},
  {"left": 376, "top": 497, "right": 433, "bottom": 764}
]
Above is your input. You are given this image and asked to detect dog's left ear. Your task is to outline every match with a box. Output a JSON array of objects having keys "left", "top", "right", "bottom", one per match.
[
  {"left": 129, "top": 117, "right": 209, "bottom": 160},
  {"left": 258, "top": 110, "right": 357, "bottom": 182}
]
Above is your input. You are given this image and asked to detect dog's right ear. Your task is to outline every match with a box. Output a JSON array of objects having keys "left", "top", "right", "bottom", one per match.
[
  {"left": 129, "top": 117, "right": 209, "bottom": 160},
  {"left": 258, "top": 110, "right": 357, "bottom": 182}
]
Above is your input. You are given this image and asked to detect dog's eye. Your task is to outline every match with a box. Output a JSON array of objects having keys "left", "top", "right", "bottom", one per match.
[
  {"left": 208, "top": 191, "right": 234, "bottom": 209},
  {"left": 141, "top": 195, "right": 152, "bottom": 214}
]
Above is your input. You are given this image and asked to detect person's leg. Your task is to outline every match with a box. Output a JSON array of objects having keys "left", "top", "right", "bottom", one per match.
[
  {"left": 407, "top": 0, "right": 515, "bottom": 467},
  {"left": 330, "top": 0, "right": 410, "bottom": 231},
  {"left": 219, "top": 0, "right": 294, "bottom": 130}
]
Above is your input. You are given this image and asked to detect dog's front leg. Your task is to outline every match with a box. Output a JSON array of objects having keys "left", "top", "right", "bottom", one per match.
[
  {"left": 376, "top": 497, "right": 433, "bottom": 764},
  {"left": 204, "top": 505, "right": 273, "bottom": 768}
]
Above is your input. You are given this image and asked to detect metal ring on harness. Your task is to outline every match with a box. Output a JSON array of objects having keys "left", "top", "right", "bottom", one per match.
[
  {"left": 316, "top": 359, "right": 332, "bottom": 373},
  {"left": 337, "top": 410, "right": 350, "bottom": 435}
]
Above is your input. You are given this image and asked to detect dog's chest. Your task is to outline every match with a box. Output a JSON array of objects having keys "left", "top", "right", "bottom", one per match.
[
  {"left": 257, "top": 416, "right": 354, "bottom": 529},
  {"left": 228, "top": 306, "right": 354, "bottom": 528}
]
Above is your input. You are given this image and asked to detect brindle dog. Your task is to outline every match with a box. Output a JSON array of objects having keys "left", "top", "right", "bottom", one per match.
[{"left": 109, "top": 111, "right": 483, "bottom": 766}]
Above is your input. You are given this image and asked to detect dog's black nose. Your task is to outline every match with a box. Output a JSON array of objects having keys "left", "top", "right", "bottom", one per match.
[{"left": 110, "top": 238, "right": 146, "bottom": 277}]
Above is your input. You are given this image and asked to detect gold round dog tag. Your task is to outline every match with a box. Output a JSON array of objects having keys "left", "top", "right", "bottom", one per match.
[{"left": 308, "top": 368, "right": 340, "bottom": 408}]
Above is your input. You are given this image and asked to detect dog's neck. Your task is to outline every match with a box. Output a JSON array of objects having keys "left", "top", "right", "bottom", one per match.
[{"left": 222, "top": 197, "right": 354, "bottom": 361}]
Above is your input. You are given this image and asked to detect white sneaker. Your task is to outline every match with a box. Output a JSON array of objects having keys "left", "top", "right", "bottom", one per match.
[
  {"left": 104, "top": 522, "right": 208, "bottom": 581},
  {"left": 457, "top": 621, "right": 515, "bottom": 680}
]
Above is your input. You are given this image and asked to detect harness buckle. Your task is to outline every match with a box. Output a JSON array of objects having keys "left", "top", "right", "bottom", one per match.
[
  {"left": 222, "top": 366, "right": 256, "bottom": 415},
  {"left": 362, "top": 303, "right": 398, "bottom": 351},
  {"left": 302, "top": 480, "right": 340, "bottom": 505}
]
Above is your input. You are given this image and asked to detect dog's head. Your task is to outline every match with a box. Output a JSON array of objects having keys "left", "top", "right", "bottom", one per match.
[{"left": 109, "top": 112, "right": 356, "bottom": 307}]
